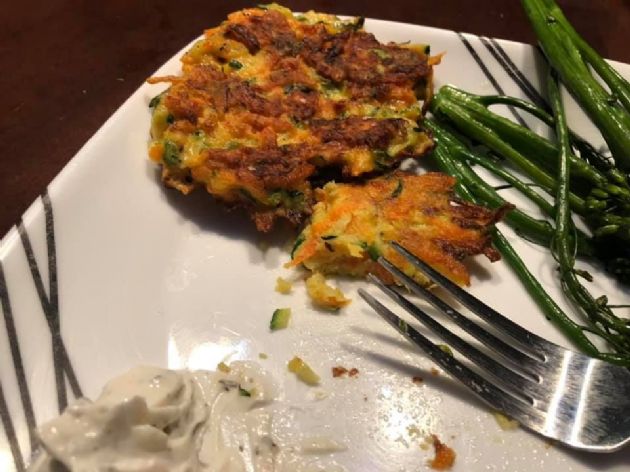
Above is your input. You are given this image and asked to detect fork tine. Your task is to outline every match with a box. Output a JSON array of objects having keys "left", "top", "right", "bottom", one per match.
[
  {"left": 358, "top": 288, "right": 546, "bottom": 427},
  {"left": 377, "top": 256, "right": 543, "bottom": 375},
  {"left": 367, "top": 274, "right": 543, "bottom": 402},
  {"left": 391, "top": 242, "right": 561, "bottom": 357}
]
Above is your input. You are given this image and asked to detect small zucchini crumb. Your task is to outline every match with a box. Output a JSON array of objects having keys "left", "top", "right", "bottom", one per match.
[
  {"left": 162, "top": 139, "right": 180, "bottom": 166},
  {"left": 275, "top": 277, "right": 293, "bottom": 294},
  {"left": 305, "top": 272, "right": 350, "bottom": 309},
  {"left": 493, "top": 411, "right": 519, "bottom": 430},
  {"left": 258, "top": 352, "right": 268, "bottom": 359},
  {"left": 429, "top": 434, "right": 456, "bottom": 470},
  {"left": 438, "top": 344, "right": 454, "bottom": 356},
  {"left": 239, "top": 386, "right": 252, "bottom": 397},
  {"left": 270, "top": 308, "right": 291, "bottom": 330},
  {"left": 217, "top": 362, "right": 231, "bottom": 373},
  {"left": 288, "top": 356, "right": 320, "bottom": 385}
]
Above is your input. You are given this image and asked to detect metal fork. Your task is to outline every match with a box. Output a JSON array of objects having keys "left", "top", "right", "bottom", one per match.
[{"left": 358, "top": 242, "right": 630, "bottom": 452}]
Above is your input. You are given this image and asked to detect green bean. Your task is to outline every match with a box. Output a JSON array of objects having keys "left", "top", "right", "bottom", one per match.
[
  {"left": 522, "top": 0, "right": 630, "bottom": 170},
  {"left": 431, "top": 125, "right": 630, "bottom": 363}
]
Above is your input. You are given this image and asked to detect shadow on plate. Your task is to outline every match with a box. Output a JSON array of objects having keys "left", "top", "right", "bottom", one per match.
[
  {"left": 464, "top": 257, "right": 493, "bottom": 282},
  {"left": 341, "top": 340, "right": 488, "bottom": 412},
  {"left": 150, "top": 166, "right": 298, "bottom": 258},
  {"left": 350, "top": 309, "right": 630, "bottom": 467},
  {"left": 568, "top": 446, "right": 630, "bottom": 470}
]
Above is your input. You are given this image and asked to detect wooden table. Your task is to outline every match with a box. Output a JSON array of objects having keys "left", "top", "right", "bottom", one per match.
[{"left": 1, "top": 0, "right": 628, "bottom": 237}]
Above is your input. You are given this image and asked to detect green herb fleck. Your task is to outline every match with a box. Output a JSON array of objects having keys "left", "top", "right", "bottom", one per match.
[
  {"left": 268, "top": 189, "right": 305, "bottom": 209},
  {"left": 163, "top": 140, "right": 180, "bottom": 166},
  {"left": 358, "top": 241, "right": 380, "bottom": 261},
  {"left": 239, "top": 387, "right": 251, "bottom": 397},
  {"left": 438, "top": 344, "right": 454, "bottom": 356},
  {"left": 398, "top": 319, "right": 408, "bottom": 333},
  {"left": 284, "top": 83, "right": 313, "bottom": 94},
  {"left": 166, "top": 114, "right": 175, "bottom": 124},
  {"left": 424, "top": 45, "right": 431, "bottom": 55},
  {"left": 228, "top": 59, "right": 243, "bottom": 70},
  {"left": 321, "top": 235, "right": 337, "bottom": 240},
  {"left": 372, "top": 49, "right": 390, "bottom": 60},
  {"left": 366, "top": 244, "right": 381, "bottom": 261},
  {"left": 373, "top": 150, "right": 390, "bottom": 170},
  {"left": 291, "top": 234, "right": 306, "bottom": 259},
  {"left": 391, "top": 179, "right": 403, "bottom": 198},
  {"left": 321, "top": 79, "right": 338, "bottom": 91},
  {"left": 238, "top": 188, "right": 257, "bottom": 203},
  {"left": 227, "top": 141, "right": 241, "bottom": 150},
  {"left": 291, "top": 118, "right": 306, "bottom": 129},
  {"left": 148, "top": 95, "right": 161, "bottom": 108},
  {"left": 348, "top": 16, "right": 365, "bottom": 31}
]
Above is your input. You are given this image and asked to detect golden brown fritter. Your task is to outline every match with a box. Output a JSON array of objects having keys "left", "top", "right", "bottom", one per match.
[
  {"left": 147, "top": 4, "right": 435, "bottom": 231},
  {"left": 289, "top": 171, "right": 505, "bottom": 286}
]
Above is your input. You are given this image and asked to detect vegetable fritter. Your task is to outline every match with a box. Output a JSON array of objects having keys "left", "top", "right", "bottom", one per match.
[
  {"left": 289, "top": 171, "right": 505, "bottom": 286},
  {"left": 147, "top": 4, "right": 435, "bottom": 231}
]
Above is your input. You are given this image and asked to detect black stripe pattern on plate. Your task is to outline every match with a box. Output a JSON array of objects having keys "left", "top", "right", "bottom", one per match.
[{"left": 1, "top": 190, "right": 83, "bottom": 470}]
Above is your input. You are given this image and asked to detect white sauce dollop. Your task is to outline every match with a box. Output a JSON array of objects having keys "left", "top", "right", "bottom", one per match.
[{"left": 29, "top": 363, "right": 345, "bottom": 471}]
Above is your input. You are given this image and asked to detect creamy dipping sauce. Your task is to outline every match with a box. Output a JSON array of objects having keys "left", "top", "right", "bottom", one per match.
[{"left": 29, "top": 363, "right": 345, "bottom": 471}]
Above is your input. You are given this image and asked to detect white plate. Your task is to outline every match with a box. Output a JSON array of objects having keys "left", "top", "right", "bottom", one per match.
[{"left": 1, "top": 17, "right": 629, "bottom": 472}]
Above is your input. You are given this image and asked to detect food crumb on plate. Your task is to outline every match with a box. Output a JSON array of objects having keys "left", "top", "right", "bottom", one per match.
[
  {"left": 311, "top": 389, "right": 329, "bottom": 401},
  {"left": 288, "top": 356, "right": 320, "bottom": 386},
  {"left": 412, "top": 376, "right": 424, "bottom": 384},
  {"left": 428, "top": 434, "right": 456, "bottom": 470},
  {"left": 332, "top": 366, "right": 359, "bottom": 378},
  {"left": 493, "top": 411, "right": 519, "bottom": 430},
  {"left": 275, "top": 276, "right": 293, "bottom": 294},
  {"left": 217, "top": 362, "right": 230, "bottom": 373},
  {"left": 258, "top": 353, "right": 268, "bottom": 359},
  {"left": 305, "top": 272, "right": 350, "bottom": 309},
  {"left": 430, "top": 368, "right": 440, "bottom": 376},
  {"left": 270, "top": 307, "right": 291, "bottom": 330},
  {"left": 438, "top": 344, "right": 454, "bottom": 356},
  {"left": 332, "top": 366, "right": 348, "bottom": 377}
]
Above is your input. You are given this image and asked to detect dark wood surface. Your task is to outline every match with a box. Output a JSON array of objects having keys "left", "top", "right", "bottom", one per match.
[{"left": 1, "top": 0, "right": 628, "bottom": 237}]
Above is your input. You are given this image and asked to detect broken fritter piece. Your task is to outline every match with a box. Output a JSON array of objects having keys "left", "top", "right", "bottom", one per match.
[
  {"left": 147, "top": 4, "right": 435, "bottom": 231},
  {"left": 289, "top": 171, "right": 504, "bottom": 286}
]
